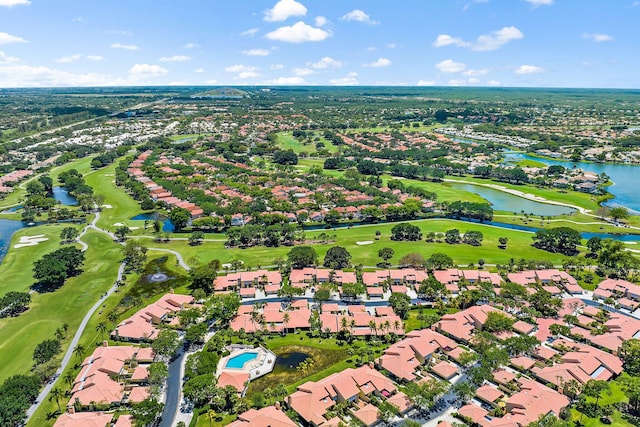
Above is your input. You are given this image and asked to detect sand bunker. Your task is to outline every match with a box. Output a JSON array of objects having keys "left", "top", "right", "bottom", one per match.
[
  {"left": 356, "top": 241, "right": 374, "bottom": 245},
  {"left": 101, "top": 204, "right": 113, "bottom": 209},
  {"left": 14, "top": 234, "right": 49, "bottom": 248},
  {"left": 113, "top": 222, "right": 124, "bottom": 227}
]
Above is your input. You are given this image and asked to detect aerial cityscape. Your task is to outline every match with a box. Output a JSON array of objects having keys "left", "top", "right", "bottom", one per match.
[{"left": 1, "top": 1, "right": 640, "bottom": 427}]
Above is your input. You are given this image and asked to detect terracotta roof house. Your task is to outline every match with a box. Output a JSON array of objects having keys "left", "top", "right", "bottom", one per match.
[
  {"left": 228, "top": 406, "right": 297, "bottom": 427},
  {"left": 430, "top": 360, "right": 459, "bottom": 380},
  {"left": 112, "top": 293, "right": 194, "bottom": 342},
  {"left": 532, "top": 339, "right": 623, "bottom": 387},
  {"left": 288, "top": 366, "right": 398, "bottom": 427},
  {"left": 214, "top": 270, "right": 282, "bottom": 292},
  {"left": 353, "top": 403, "right": 380, "bottom": 427},
  {"left": 476, "top": 384, "right": 504, "bottom": 405},
  {"left": 54, "top": 412, "right": 113, "bottom": 427},
  {"left": 68, "top": 344, "right": 154, "bottom": 409},
  {"left": 435, "top": 305, "right": 509, "bottom": 343}
]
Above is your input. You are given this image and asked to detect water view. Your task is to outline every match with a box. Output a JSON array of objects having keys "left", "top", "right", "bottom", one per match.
[
  {"left": 449, "top": 182, "right": 577, "bottom": 216},
  {"left": 130, "top": 212, "right": 175, "bottom": 232},
  {"left": 52, "top": 186, "right": 78, "bottom": 206},
  {"left": 504, "top": 152, "right": 640, "bottom": 213}
]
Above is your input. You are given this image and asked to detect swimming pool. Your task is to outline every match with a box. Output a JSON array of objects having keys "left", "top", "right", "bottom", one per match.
[{"left": 225, "top": 351, "right": 259, "bottom": 369}]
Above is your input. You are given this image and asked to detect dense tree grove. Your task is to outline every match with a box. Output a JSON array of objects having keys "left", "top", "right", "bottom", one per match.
[
  {"left": 532, "top": 227, "right": 581, "bottom": 255},
  {"left": 390, "top": 223, "right": 422, "bottom": 241},
  {"left": 0, "top": 375, "right": 41, "bottom": 427},
  {"left": 323, "top": 246, "right": 352, "bottom": 269},
  {"left": 0, "top": 291, "right": 31, "bottom": 318},
  {"left": 32, "top": 246, "right": 85, "bottom": 290}
]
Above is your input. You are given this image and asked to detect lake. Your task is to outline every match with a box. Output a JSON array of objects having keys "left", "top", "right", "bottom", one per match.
[
  {"left": 504, "top": 152, "right": 640, "bottom": 213},
  {"left": 0, "top": 219, "right": 25, "bottom": 264},
  {"left": 53, "top": 186, "right": 78, "bottom": 206},
  {"left": 449, "top": 183, "right": 577, "bottom": 217},
  {"left": 130, "top": 212, "right": 175, "bottom": 232}
]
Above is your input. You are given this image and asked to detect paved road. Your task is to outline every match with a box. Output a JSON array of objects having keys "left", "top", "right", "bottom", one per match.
[{"left": 159, "top": 349, "right": 188, "bottom": 427}]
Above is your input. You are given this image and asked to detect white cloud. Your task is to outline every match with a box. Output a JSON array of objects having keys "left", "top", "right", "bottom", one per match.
[
  {"left": 87, "top": 55, "right": 105, "bottom": 61},
  {"left": 242, "top": 48, "right": 270, "bottom": 56},
  {"left": 183, "top": 42, "right": 199, "bottom": 49},
  {"left": 238, "top": 71, "right": 260, "bottom": 79},
  {"left": 0, "top": 0, "right": 30, "bottom": 6},
  {"left": 225, "top": 64, "right": 258, "bottom": 73},
  {"left": 387, "top": 43, "right": 397, "bottom": 49},
  {"left": 225, "top": 65, "right": 261, "bottom": 79},
  {"left": 435, "top": 59, "right": 466, "bottom": 73},
  {"left": 417, "top": 80, "right": 435, "bottom": 86},
  {"left": 72, "top": 17, "right": 85, "bottom": 23},
  {"left": 462, "top": 68, "right": 489, "bottom": 76},
  {"left": 0, "top": 32, "right": 27, "bottom": 45},
  {"left": 129, "top": 64, "right": 168, "bottom": 76},
  {"left": 111, "top": 43, "right": 138, "bottom": 51},
  {"left": 363, "top": 57, "right": 391, "bottom": 68},
  {"left": 240, "top": 28, "right": 260, "bottom": 36},
  {"left": 310, "top": 56, "right": 342, "bottom": 69},
  {"left": 315, "top": 16, "right": 328, "bottom": 27},
  {"left": 265, "top": 21, "right": 331, "bottom": 43},
  {"left": 194, "top": 68, "right": 204, "bottom": 73},
  {"left": 159, "top": 55, "right": 191, "bottom": 62},
  {"left": 487, "top": 80, "right": 501, "bottom": 86},
  {"left": 264, "top": 0, "right": 307, "bottom": 22},
  {"left": 271, "top": 64, "right": 285, "bottom": 70},
  {"left": 205, "top": 79, "right": 217, "bottom": 84},
  {"left": 340, "top": 9, "right": 379, "bottom": 25},
  {"left": 365, "top": 46, "right": 376, "bottom": 52},
  {"left": 0, "top": 64, "right": 118, "bottom": 87},
  {"left": 0, "top": 51, "right": 19, "bottom": 64},
  {"left": 433, "top": 34, "right": 467, "bottom": 48},
  {"left": 433, "top": 26, "right": 523, "bottom": 51},
  {"left": 583, "top": 33, "right": 614, "bottom": 42},
  {"left": 525, "top": 0, "right": 553, "bottom": 6},
  {"left": 515, "top": 64, "right": 545, "bottom": 74},
  {"left": 329, "top": 72, "right": 358, "bottom": 85},
  {"left": 293, "top": 67, "right": 314, "bottom": 76},
  {"left": 56, "top": 54, "right": 82, "bottom": 63},
  {"left": 264, "top": 76, "right": 306, "bottom": 85}
]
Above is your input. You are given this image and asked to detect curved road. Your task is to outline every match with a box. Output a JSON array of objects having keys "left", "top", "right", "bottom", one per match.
[
  {"left": 25, "top": 211, "right": 125, "bottom": 422},
  {"left": 25, "top": 209, "right": 191, "bottom": 424}
]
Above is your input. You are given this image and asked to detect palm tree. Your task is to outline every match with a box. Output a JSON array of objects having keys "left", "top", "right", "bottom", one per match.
[
  {"left": 96, "top": 322, "right": 107, "bottom": 340},
  {"left": 74, "top": 344, "right": 85, "bottom": 360},
  {"left": 64, "top": 372, "right": 75, "bottom": 387},
  {"left": 282, "top": 312, "right": 290, "bottom": 335},
  {"left": 49, "top": 387, "right": 63, "bottom": 412},
  {"left": 368, "top": 320, "right": 378, "bottom": 337},
  {"left": 107, "top": 311, "right": 118, "bottom": 325},
  {"left": 62, "top": 323, "right": 69, "bottom": 338},
  {"left": 207, "top": 409, "right": 216, "bottom": 427}
]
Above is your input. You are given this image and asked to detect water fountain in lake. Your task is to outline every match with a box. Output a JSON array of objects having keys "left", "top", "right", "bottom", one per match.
[{"left": 146, "top": 269, "right": 169, "bottom": 283}]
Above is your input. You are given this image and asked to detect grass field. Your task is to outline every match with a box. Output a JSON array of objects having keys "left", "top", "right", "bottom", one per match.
[
  {"left": 0, "top": 224, "right": 81, "bottom": 295},
  {"left": 84, "top": 163, "right": 143, "bottom": 230},
  {"left": 0, "top": 230, "right": 121, "bottom": 385},
  {"left": 134, "top": 218, "right": 574, "bottom": 268},
  {"left": 277, "top": 131, "right": 341, "bottom": 155}
]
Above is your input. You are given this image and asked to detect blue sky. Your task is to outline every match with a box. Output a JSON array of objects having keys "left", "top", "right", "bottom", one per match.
[{"left": 0, "top": 0, "right": 638, "bottom": 88}]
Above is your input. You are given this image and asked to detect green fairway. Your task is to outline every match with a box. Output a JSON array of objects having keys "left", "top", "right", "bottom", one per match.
[
  {"left": 0, "top": 230, "right": 121, "bottom": 385},
  {"left": 277, "top": 131, "right": 341, "bottom": 154},
  {"left": 138, "top": 218, "right": 574, "bottom": 268},
  {"left": 84, "top": 163, "right": 143, "bottom": 230},
  {"left": 0, "top": 224, "right": 80, "bottom": 295}
]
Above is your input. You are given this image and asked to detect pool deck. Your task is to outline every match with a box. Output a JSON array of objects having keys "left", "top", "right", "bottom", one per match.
[{"left": 217, "top": 345, "right": 276, "bottom": 381}]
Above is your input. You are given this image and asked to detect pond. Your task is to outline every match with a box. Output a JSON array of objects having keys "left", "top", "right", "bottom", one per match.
[
  {"left": 273, "top": 351, "right": 310, "bottom": 373},
  {"left": 53, "top": 186, "right": 78, "bottom": 206},
  {"left": 503, "top": 152, "right": 640, "bottom": 213},
  {"left": 130, "top": 212, "right": 174, "bottom": 232},
  {"left": 449, "top": 182, "right": 577, "bottom": 217},
  {"left": 0, "top": 219, "right": 26, "bottom": 264}
]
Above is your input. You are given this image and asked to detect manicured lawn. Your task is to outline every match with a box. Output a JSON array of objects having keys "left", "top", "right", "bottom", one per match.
[
  {"left": 380, "top": 175, "right": 487, "bottom": 204},
  {"left": 405, "top": 307, "right": 458, "bottom": 332},
  {"left": 0, "top": 230, "right": 121, "bottom": 385},
  {"left": 570, "top": 377, "right": 632, "bottom": 427},
  {"left": 277, "top": 131, "right": 340, "bottom": 154},
  {"left": 149, "top": 218, "right": 574, "bottom": 267},
  {"left": 84, "top": 163, "right": 143, "bottom": 230},
  {"left": 0, "top": 224, "right": 79, "bottom": 294},
  {"left": 195, "top": 412, "right": 236, "bottom": 427},
  {"left": 515, "top": 159, "right": 548, "bottom": 168}
]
